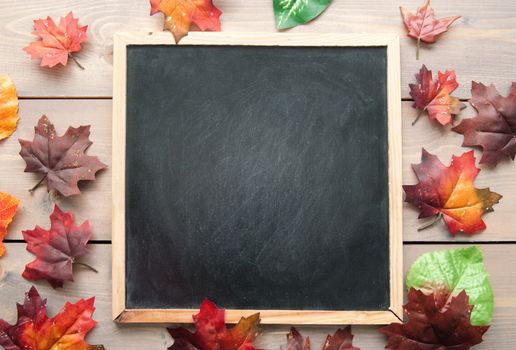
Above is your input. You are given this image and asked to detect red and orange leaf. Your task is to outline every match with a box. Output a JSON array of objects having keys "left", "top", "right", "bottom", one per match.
[
  {"left": 22, "top": 205, "right": 94, "bottom": 288},
  {"left": 283, "top": 327, "right": 359, "bottom": 350},
  {"left": 167, "top": 299, "right": 260, "bottom": 350},
  {"left": 410, "top": 65, "right": 463, "bottom": 126},
  {"left": 0, "top": 286, "right": 104, "bottom": 350},
  {"left": 0, "top": 192, "right": 20, "bottom": 257},
  {"left": 452, "top": 82, "right": 516, "bottom": 167},
  {"left": 0, "top": 75, "right": 19, "bottom": 141},
  {"left": 379, "top": 288, "right": 489, "bottom": 350},
  {"left": 150, "top": 0, "right": 221, "bottom": 43},
  {"left": 19, "top": 115, "right": 107, "bottom": 197},
  {"left": 23, "top": 12, "right": 87, "bottom": 69},
  {"left": 404, "top": 149, "right": 502, "bottom": 235},
  {"left": 400, "top": 0, "right": 460, "bottom": 59}
]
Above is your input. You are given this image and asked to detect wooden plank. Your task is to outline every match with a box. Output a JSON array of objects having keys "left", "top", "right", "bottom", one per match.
[
  {"left": 0, "top": 0, "right": 514, "bottom": 98},
  {"left": 1, "top": 100, "right": 515, "bottom": 242},
  {"left": 0, "top": 243, "right": 514, "bottom": 348}
]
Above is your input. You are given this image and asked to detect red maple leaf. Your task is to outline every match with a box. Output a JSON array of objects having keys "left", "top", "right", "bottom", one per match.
[
  {"left": 24, "top": 12, "right": 88, "bottom": 69},
  {"left": 410, "top": 65, "right": 464, "bottom": 126},
  {"left": 379, "top": 288, "right": 489, "bottom": 350},
  {"left": 0, "top": 286, "right": 104, "bottom": 350},
  {"left": 19, "top": 115, "right": 107, "bottom": 197},
  {"left": 400, "top": 0, "right": 460, "bottom": 59},
  {"left": 167, "top": 299, "right": 260, "bottom": 350},
  {"left": 283, "top": 327, "right": 359, "bottom": 350},
  {"left": 404, "top": 149, "right": 502, "bottom": 235},
  {"left": 452, "top": 82, "right": 516, "bottom": 167},
  {"left": 22, "top": 205, "right": 96, "bottom": 288}
]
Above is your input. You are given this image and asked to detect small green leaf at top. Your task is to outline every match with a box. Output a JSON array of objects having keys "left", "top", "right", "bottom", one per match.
[
  {"left": 406, "top": 246, "right": 494, "bottom": 326},
  {"left": 274, "top": 0, "right": 333, "bottom": 30}
]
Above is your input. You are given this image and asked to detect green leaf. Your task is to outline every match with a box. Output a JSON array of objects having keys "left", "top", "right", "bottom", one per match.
[
  {"left": 406, "top": 246, "right": 493, "bottom": 326},
  {"left": 274, "top": 0, "right": 332, "bottom": 30}
]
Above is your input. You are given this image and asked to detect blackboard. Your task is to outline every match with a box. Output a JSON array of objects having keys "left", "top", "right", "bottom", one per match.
[{"left": 112, "top": 32, "right": 403, "bottom": 325}]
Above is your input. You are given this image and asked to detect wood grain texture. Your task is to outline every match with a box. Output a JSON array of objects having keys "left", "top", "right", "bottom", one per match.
[
  {"left": 1, "top": 100, "right": 514, "bottom": 242},
  {"left": 0, "top": 243, "right": 514, "bottom": 349},
  {"left": 0, "top": 0, "right": 514, "bottom": 98}
]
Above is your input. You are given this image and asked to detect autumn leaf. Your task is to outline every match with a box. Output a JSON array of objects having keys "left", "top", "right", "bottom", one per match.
[
  {"left": 22, "top": 205, "right": 97, "bottom": 288},
  {"left": 0, "top": 75, "right": 19, "bottom": 141},
  {"left": 404, "top": 149, "right": 502, "bottom": 235},
  {"left": 19, "top": 115, "right": 107, "bottom": 197},
  {"left": 167, "top": 298, "right": 260, "bottom": 350},
  {"left": 410, "top": 65, "right": 464, "bottom": 126},
  {"left": 452, "top": 82, "right": 516, "bottom": 167},
  {"left": 0, "top": 192, "right": 20, "bottom": 257},
  {"left": 400, "top": 0, "right": 460, "bottom": 59},
  {"left": 23, "top": 12, "right": 87, "bottom": 69},
  {"left": 274, "top": 0, "right": 332, "bottom": 30},
  {"left": 379, "top": 288, "right": 489, "bottom": 350},
  {"left": 150, "top": 0, "right": 222, "bottom": 43},
  {"left": 0, "top": 286, "right": 105, "bottom": 350},
  {"left": 283, "top": 327, "right": 359, "bottom": 350}
]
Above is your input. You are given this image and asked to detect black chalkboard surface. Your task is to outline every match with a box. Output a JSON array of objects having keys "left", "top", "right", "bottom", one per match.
[{"left": 112, "top": 33, "right": 403, "bottom": 325}]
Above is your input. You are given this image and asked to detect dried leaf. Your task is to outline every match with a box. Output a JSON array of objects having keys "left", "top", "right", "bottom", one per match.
[
  {"left": 167, "top": 298, "right": 260, "bottom": 350},
  {"left": 22, "top": 205, "right": 96, "bottom": 288},
  {"left": 150, "top": 0, "right": 222, "bottom": 43},
  {"left": 410, "top": 65, "right": 463, "bottom": 125},
  {"left": 283, "top": 327, "right": 359, "bottom": 350},
  {"left": 452, "top": 82, "right": 516, "bottom": 166},
  {"left": 274, "top": 0, "right": 332, "bottom": 30},
  {"left": 400, "top": 0, "right": 460, "bottom": 59},
  {"left": 0, "top": 192, "right": 20, "bottom": 257},
  {"left": 19, "top": 115, "right": 106, "bottom": 197},
  {"left": 404, "top": 149, "right": 502, "bottom": 235},
  {"left": 0, "top": 286, "right": 104, "bottom": 350},
  {"left": 0, "top": 75, "right": 19, "bottom": 140},
  {"left": 379, "top": 288, "right": 489, "bottom": 350}
]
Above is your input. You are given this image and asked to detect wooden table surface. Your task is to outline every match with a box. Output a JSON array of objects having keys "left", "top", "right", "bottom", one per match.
[{"left": 0, "top": 1, "right": 515, "bottom": 349}]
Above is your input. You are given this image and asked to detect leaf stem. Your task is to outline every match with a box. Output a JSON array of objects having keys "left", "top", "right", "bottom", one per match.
[
  {"left": 74, "top": 261, "right": 98, "bottom": 273},
  {"left": 416, "top": 38, "right": 421, "bottom": 60},
  {"left": 412, "top": 109, "right": 425, "bottom": 126},
  {"left": 29, "top": 174, "right": 47, "bottom": 193},
  {"left": 417, "top": 213, "right": 443, "bottom": 232},
  {"left": 68, "top": 53, "right": 85, "bottom": 70}
]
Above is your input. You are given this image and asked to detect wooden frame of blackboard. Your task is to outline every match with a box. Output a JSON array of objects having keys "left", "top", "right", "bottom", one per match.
[{"left": 112, "top": 32, "right": 403, "bottom": 325}]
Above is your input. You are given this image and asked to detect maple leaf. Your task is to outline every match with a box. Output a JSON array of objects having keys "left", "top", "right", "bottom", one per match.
[
  {"left": 0, "top": 286, "right": 104, "bottom": 350},
  {"left": 452, "top": 82, "right": 516, "bottom": 167},
  {"left": 23, "top": 12, "right": 87, "bottom": 69},
  {"left": 22, "top": 205, "right": 96, "bottom": 288},
  {"left": 410, "top": 65, "right": 464, "bottom": 126},
  {"left": 400, "top": 0, "right": 460, "bottom": 59},
  {"left": 150, "top": 0, "right": 222, "bottom": 43},
  {"left": 404, "top": 149, "right": 502, "bottom": 235},
  {"left": 0, "top": 74, "right": 19, "bottom": 141},
  {"left": 167, "top": 298, "right": 260, "bottom": 350},
  {"left": 19, "top": 115, "right": 106, "bottom": 197},
  {"left": 379, "top": 288, "right": 489, "bottom": 350},
  {"left": 274, "top": 0, "right": 332, "bottom": 30},
  {"left": 283, "top": 327, "right": 359, "bottom": 350},
  {"left": 0, "top": 192, "right": 20, "bottom": 257}
]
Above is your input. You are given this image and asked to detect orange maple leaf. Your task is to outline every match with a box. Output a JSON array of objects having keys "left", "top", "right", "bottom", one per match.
[
  {"left": 0, "top": 192, "right": 20, "bottom": 257},
  {"left": 24, "top": 12, "right": 88, "bottom": 69},
  {"left": 0, "top": 75, "right": 19, "bottom": 141},
  {"left": 400, "top": 0, "right": 460, "bottom": 59},
  {"left": 404, "top": 149, "right": 502, "bottom": 235},
  {"left": 150, "top": 0, "right": 222, "bottom": 43}
]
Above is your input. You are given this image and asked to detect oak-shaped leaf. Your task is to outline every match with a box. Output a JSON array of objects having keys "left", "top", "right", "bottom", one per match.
[
  {"left": 167, "top": 298, "right": 260, "bottom": 350},
  {"left": 24, "top": 12, "right": 87, "bottom": 69},
  {"left": 0, "top": 286, "right": 104, "bottom": 350},
  {"left": 400, "top": 0, "right": 460, "bottom": 59},
  {"left": 404, "top": 149, "right": 501, "bottom": 235},
  {"left": 410, "top": 65, "right": 464, "bottom": 126},
  {"left": 0, "top": 74, "right": 20, "bottom": 140},
  {"left": 283, "top": 327, "right": 359, "bottom": 350},
  {"left": 274, "top": 0, "right": 332, "bottom": 30},
  {"left": 150, "top": 0, "right": 222, "bottom": 43},
  {"left": 379, "top": 288, "right": 489, "bottom": 350},
  {"left": 19, "top": 115, "right": 106, "bottom": 197},
  {"left": 0, "top": 192, "right": 20, "bottom": 257},
  {"left": 22, "top": 205, "right": 96, "bottom": 288},
  {"left": 452, "top": 82, "right": 516, "bottom": 166}
]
